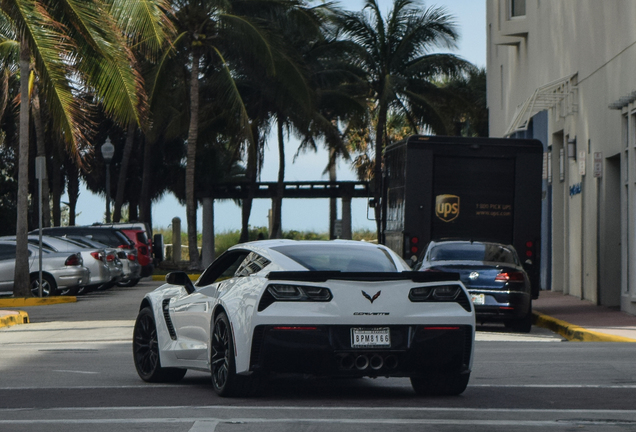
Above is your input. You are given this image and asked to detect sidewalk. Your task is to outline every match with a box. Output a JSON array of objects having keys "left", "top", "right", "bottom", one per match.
[{"left": 533, "top": 290, "right": 636, "bottom": 342}]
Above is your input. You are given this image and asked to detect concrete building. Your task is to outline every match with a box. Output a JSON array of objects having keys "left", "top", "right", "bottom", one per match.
[{"left": 487, "top": 0, "right": 636, "bottom": 315}]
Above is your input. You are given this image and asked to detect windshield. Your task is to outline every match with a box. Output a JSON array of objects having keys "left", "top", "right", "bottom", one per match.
[
  {"left": 272, "top": 244, "right": 398, "bottom": 272},
  {"left": 428, "top": 243, "right": 518, "bottom": 265}
]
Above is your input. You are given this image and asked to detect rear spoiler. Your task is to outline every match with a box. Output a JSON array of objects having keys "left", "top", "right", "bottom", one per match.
[{"left": 267, "top": 271, "right": 459, "bottom": 283}]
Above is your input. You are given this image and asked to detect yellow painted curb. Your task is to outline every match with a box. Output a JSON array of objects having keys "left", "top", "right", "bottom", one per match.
[
  {"left": 0, "top": 296, "right": 77, "bottom": 307},
  {"left": 151, "top": 274, "right": 200, "bottom": 282},
  {"left": 533, "top": 311, "right": 636, "bottom": 342},
  {"left": 0, "top": 311, "right": 29, "bottom": 328}
]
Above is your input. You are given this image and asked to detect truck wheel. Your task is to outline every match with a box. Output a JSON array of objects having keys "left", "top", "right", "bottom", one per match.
[{"left": 410, "top": 372, "right": 470, "bottom": 396}]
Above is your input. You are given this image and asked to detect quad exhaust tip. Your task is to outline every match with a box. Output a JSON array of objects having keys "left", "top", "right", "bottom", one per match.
[
  {"left": 339, "top": 353, "right": 399, "bottom": 371},
  {"left": 355, "top": 355, "right": 369, "bottom": 370}
]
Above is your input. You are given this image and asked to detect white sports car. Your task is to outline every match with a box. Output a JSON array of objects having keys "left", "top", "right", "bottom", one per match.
[{"left": 133, "top": 240, "right": 475, "bottom": 397}]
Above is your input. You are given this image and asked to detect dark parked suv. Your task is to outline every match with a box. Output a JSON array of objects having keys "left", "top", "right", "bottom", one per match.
[{"left": 34, "top": 226, "right": 142, "bottom": 287}]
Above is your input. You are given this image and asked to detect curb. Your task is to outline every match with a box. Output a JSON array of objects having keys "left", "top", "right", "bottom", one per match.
[
  {"left": 151, "top": 274, "right": 200, "bottom": 282},
  {"left": 0, "top": 310, "right": 29, "bottom": 328},
  {"left": 0, "top": 296, "right": 77, "bottom": 308},
  {"left": 533, "top": 311, "right": 636, "bottom": 342}
]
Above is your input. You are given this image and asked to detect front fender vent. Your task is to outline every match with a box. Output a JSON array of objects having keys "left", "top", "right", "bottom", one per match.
[{"left": 162, "top": 299, "right": 177, "bottom": 340}]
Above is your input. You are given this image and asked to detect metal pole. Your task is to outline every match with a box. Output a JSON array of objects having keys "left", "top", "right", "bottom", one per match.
[
  {"left": 35, "top": 156, "right": 45, "bottom": 297},
  {"left": 38, "top": 172, "right": 43, "bottom": 297},
  {"left": 105, "top": 163, "right": 111, "bottom": 223}
]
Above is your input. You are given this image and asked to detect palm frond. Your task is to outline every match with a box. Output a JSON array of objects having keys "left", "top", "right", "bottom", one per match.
[{"left": 107, "top": 0, "right": 176, "bottom": 60}]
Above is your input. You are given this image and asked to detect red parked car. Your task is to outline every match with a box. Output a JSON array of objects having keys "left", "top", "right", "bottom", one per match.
[{"left": 91, "top": 223, "right": 163, "bottom": 277}]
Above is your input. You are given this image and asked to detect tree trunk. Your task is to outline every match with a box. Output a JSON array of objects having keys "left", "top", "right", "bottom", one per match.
[
  {"left": 271, "top": 116, "right": 285, "bottom": 239},
  {"left": 240, "top": 125, "right": 259, "bottom": 243},
  {"left": 374, "top": 104, "right": 387, "bottom": 241},
  {"left": 139, "top": 136, "right": 153, "bottom": 226},
  {"left": 13, "top": 39, "right": 32, "bottom": 297},
  {"left": 66, "top": 159, "right": 79, "bottom": 226},
  {"left": 201, "top": 197, "right": 215, "bottom": 268},
  {"left": 51, "top": 147, "right": 63, "bottom": 226},
  {"left": 31, "top": 86, "right": 51, "bottom": 228},
  {"left": 329, "top": 146, "right": 337, "bottom": 239},
  {"left": 114, "top": 121, "right": 136, "bottom": 222},
  {"left": 186, "top": 51, "right": 201, "bottom": 269}
]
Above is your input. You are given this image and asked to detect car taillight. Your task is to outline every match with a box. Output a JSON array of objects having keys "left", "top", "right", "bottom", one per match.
[
  {"left": 495, "top": 272, "right": 525, "bottom": 282},
  {"left": 127, "top": 253, "right": 136, "bottom": 261},
  {"left": 106, "top": 253, "right": 116, "bottom": 262},
  {"left": 90, "top": 251, "right": 104, "bottom": 261},
  {"left": 119, "top": 244, "right": 132, "bottom": 250},
  {"left": 65, "top": 254, "right": 81, "bottom": 266}
]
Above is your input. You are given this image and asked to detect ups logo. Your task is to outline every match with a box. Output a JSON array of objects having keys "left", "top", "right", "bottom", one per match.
[{"left": 435, "top": 194, "right": 460, "bottom": 222}]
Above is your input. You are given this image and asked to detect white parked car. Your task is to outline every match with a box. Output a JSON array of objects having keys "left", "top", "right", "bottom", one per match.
[
  {"left": 132, "top": 240, "right": 475, "bottom": 397},
  {"left": 0, "top": 240, "right": 90, "bottom": 296}
]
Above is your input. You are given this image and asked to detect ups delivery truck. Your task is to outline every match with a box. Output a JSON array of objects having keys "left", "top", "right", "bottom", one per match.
[{"left": 381, "top": 135, "right": 543, "bottom": 298}]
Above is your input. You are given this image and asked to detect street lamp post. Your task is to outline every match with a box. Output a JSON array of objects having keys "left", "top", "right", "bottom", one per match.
[{"left": 101, "top": 138, "right": 115, "bottom": 223}]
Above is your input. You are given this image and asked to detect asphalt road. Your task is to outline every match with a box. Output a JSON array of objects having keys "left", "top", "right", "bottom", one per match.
[{"left": 2, "top": 280, "right": 636, "bottom": 431}]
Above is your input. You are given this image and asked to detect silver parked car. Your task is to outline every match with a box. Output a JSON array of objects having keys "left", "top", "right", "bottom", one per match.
[
  {"left": 59, "top": 235, "right": 124, "bottom": 291},
  {"left": 36, "top": 227, "right": 142, "bottom": 287},
  {"left": 1, "top": 235, "right": 116, "bottom": 294},
  {"left": 0, "top": 240, "right": 90, "bottom": 296}
]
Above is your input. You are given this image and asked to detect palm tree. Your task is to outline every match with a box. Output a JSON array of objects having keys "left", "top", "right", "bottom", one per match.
[
  {"left": 434, "top": 67, "right": 488, "bottom": 137},
  {"left": 0, "top": 0, "right": 148, "bottom": 297},
  {"left": 168, "top": 0, "right": 290, "bottom": 268},
  {"left": 109, "top": 0, "right": 175, "bottom": 222},
  {"left": 336, "top": 0, "right": 472, "bottom": 238}
]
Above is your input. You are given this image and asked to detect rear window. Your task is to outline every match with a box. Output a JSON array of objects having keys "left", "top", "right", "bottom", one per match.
[
  {"left": 429, "top": 243, "right": 518, "bottom": 264},
  {"left": 272, "top": 244, "right": 398, "bottom": 272},
  {"left": 136, "top": 232, "right": 149, "bottom": 244}
]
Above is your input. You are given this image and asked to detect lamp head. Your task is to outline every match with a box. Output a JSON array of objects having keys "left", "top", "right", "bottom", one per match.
[{"left": 101, "top": 138, "right": 115, "bottom": 164}]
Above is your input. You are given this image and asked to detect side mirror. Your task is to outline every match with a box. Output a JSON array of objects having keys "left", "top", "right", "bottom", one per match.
[{"left": 166, "top": 271, "right": 195, "bottom": 294}]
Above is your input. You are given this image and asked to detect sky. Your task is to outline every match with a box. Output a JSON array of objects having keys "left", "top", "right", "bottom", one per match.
[{"left": 66, "top": 0, "right": 486, "bottom": 233}]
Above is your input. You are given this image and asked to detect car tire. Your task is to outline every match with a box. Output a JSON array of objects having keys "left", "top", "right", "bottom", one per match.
[
  {"left": 210, "top": 312, "right": 257, "bottom": 397},
  {"left": 58, "top": 286, "right": 80, "bottom": 296},
  {"left": 509, "top": 303, "right": 533, "bottom": 333},
  {"left": 410, "top": 372, "right": 470, "bottom": 396},
  {"left": 30, "top": 273, "right": 57, "bottom": 297},
  {"left": 133, "top": 307, "right": 187, "bottom": 383},
  {"left": 510, "top": 314, "right": 532, "bottom": 333},
  {"left": 118, "top": 278, "right": 140, "bottom": 287}
]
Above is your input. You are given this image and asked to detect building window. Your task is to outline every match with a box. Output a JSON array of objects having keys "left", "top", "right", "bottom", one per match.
[{"left": 511, "top": 0, "right": 526, "bottom": 17}]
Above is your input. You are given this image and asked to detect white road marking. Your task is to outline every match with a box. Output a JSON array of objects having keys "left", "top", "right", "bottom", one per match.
[
  {"left": 52, "top": 370, "right": 100, "bottom": 375},
  {"left": 2, "top": 383, "right": 636, "bottom": 390},
  {"left": 1, "top": 417, "right": 635, "bottom": 427},
  {"left": 189, "top": 420, "right": 220, "bottom": 431},
  {"left": 1, "top": 406, "right": 636, "bottom": 414}
]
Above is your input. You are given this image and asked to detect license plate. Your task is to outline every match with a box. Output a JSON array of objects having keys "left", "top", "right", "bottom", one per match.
[
  {"left": 471, "top": 293, "right": 485, "bottom": 305},
  {"left": 351, "top": 328, "right": 391, "bottom": 348}
]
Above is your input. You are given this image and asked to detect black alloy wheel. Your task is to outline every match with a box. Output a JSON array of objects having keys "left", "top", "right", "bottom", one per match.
[
  {"left": 210, "top": 312, "right": 256, "bottom": 397},
  {"left": 132, "top": 307, "right": 186, "bottom": 382},
  {"left": 30, "top": 274, "right": 57, "bottom": 297}
]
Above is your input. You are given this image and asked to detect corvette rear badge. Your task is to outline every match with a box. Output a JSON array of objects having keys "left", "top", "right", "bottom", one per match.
[{"left": 361, "top": 290, "right": 381, "bottom": 303}]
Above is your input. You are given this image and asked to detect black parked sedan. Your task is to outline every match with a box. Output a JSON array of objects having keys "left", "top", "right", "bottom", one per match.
[{"left": 417, "top": 240, "right": 532, "bottom": 333}]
